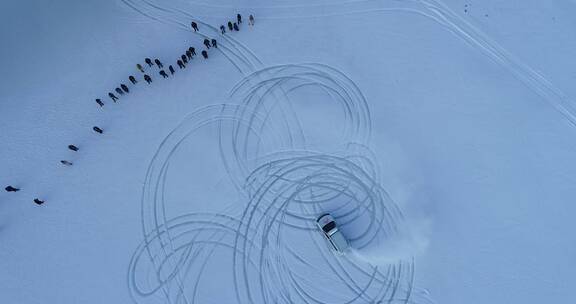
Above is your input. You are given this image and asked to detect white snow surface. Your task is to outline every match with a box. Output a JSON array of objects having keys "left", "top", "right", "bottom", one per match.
[{"left": 1, "top": 0, "right": 576, "bottom": 303}]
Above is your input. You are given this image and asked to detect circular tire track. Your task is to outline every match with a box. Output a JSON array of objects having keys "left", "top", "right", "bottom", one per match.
[{"left": 127, "top": 63, "right": 429, "bottom": 303}]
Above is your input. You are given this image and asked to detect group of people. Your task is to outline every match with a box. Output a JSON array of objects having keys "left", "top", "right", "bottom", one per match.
[
  {"left": 4, "top": 13, "right": 256, "bottom": 206},
  {"left": 219, "top": 13, "right": 255, "bottom": 34},
  {"left": 106, "top": 51, "right": 200, "bottom": 104}
]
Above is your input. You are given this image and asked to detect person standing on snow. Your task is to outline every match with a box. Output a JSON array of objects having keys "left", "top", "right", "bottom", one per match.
[
  {"left": 115, "top": 87, "right": 124, "bottom": 95},
  {"left": 237, "top": 14, "right": 242, "bottom": 24},
  {"left": 220, "top": 25, "right": 226, "bottom": 34},
  {"left": 202, "top": 50, "right": 208, "bottom": 59},
  {"left": 93, "top": 126, "right": 103, "bottom": 134},
  {"left": 137, "top": 64, "right": 145, "bottom": 73},
  {"left": 144, "top": 74, "right": 152, "bottom": 84},
  {"left": 203, "top": 39, "right": 211, "bottom": 49},
  {"left": 211, "top": 39, "right": 217, "bottom": 48},
  {"left": 121, "top": 84, "right": 129, "bottom": 93},
  {"left": 227, "top": 21, "right": 233, "bottom": 31},
  {"left": 129, "top": 75, "right": 137, "bottom": 84},
  {"left": 159, "top": 70, "right": 168, "bottom": 78},
  {"left": 95, "top": 98, "right": 104, "bottom": 107},
  {"left": 169, "top": 65, "right": 175, "bottom": 74},
  {"left": 68, "top": 145, "right": 79, "bottom": 152},
  {"left": 145, "top": 58, "right": 153, "bottom": 67},
  {"left": 177, "top": 60, "right": 185, "bottom": 69},
  {"left": 155, "top": 59, "right": 163, "bottom": 68},
  {"left": 181, "top": 54, "right": 188, "bottom": 64},
  {"left": 109, "top": 92, "right": 118, "bottom": 102},
  {"left": 186, "top": 50, "right": 192, "bottom": 60},
  {"left": 5, "top": 186, "right": 20, "bottom": 192},
  {"left": 249, "top": 15, "right": 255, "bottom": 26},
  {"left": 189, "top": 47, "right": 196, "bottom": 56},
  {"left": 191, "top": 21, "right": 198, "bottom": 32},
  {"left": 233, "top": 23, "right": 239, "bottom": 31}
]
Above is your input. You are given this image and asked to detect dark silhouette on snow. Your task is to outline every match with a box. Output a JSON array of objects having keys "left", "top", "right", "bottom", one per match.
[
  {"left": 181, "top": 54, "right": 188, "bottom": 64},
  {"left": 233, "top": 23, "right": 239, "bottom": 31},
  {"left": 109, "top": 92, "right": 118, "bottom": 102},
  {"left": 211, "top": 39, "right": 217, "bottom": 48},
  {"left": 220, "top": 25, "right": 226, "bottom": 34},
  {"left": 237, "top": 14, "right": 242, "bottom": 24},
  {"left": 249, "top": 14, "right": 255, "bottom": 26},
  {"left": 191, "top": 21, "right": 198, "bottom": 32},
  {"left": 68, "top": 144, "right": 79, "bottom": 151},
  {"left": 189, "top": 47, "right": 196, "bottom": 56},
  {"left": 169, "top": 65, "right": 175, "bottom": 74},
  {"left": 137, "top": 64, "right": 144, "bottom": 73},
  {"left": 61, "top": 160, "right": 73, "bottom": 166},
  {"left": 186, "top": 50, "right": 192, "bottom": 60},
  {"left": 121, "top": 84, "right": 129, "bottom": 93},
  {"left": 144, "top": 74, "right": 152, "bottom": 84},
  {"left": 34, "top": 198, "right": 44, "bottom": 205},
  {"left": 95, "top": 99, "right": 104, "bottom": 107},
  {"left": 203, "top": 39, "right": 211, "bottom": 49},
  {"left": 228, "top": 21, "right": 233, "bottom": 31},
  {"left": 115, "top": 87, "right": 124, "bottom": 95},
  {"left": 154, "top": 59, "right": 163, "bottom": 68},
  {"left": 5, "top": 186, "right": 19, "bottom": 192},
  {"left": 202, "top": 50, "right": 208, "bottom": 59},
  {"left": 145, "top": 58, "right": 153, "bottom": 67},
  {"left": 129, "top": 75, "right": 137, "bottom": 84},
  {"left": 177, "top": 60, "right": 185, "bottom": 69},
  {"left": 93, "top": 126, "right": 103, "bottom": 134},
  {"left": 159, "top": 70, "right": 168, "bottom": 78}
]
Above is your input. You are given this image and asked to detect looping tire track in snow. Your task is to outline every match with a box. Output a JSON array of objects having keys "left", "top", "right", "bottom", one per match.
[{"left": 127, "top": 62, "right": 430, "bottom": 303}]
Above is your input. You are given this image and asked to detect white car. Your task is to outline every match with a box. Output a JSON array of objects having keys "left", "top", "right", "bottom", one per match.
[{"left": 316, "top": 213, "right": 349, "bottom": 253}]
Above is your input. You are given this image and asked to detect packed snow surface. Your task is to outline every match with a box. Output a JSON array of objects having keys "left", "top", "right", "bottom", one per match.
[{"left": 1, "top": 0, "right": 576, "bottom": 303}]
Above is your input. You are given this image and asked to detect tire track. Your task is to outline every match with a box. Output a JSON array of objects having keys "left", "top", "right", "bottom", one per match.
[
  {"left": 127, "top": 61, "right": 426, "bottom": 303},
  {"left": 410, "top": 0, "right": 576, "bottom": 128}
]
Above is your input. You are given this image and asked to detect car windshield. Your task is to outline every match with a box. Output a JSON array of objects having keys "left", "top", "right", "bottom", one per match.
[{"left": 322, "top": 221, "right": 336, "bottom": 233}]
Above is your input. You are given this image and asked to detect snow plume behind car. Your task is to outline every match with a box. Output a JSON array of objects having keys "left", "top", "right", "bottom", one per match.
[{"left": 350, "top": 217, "right": 431, "bottom": 266}]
